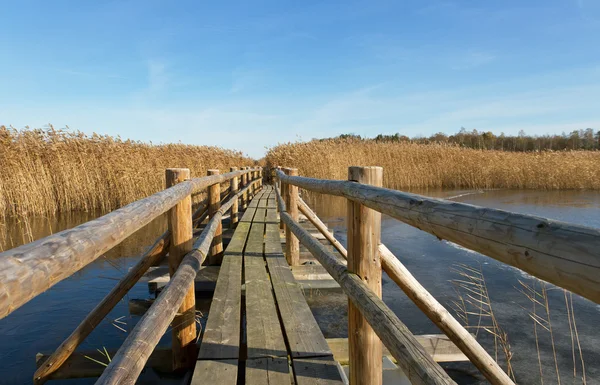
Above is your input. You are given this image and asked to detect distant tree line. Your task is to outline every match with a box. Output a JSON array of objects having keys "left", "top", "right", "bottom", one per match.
[{"left": 334, "top": 128, "right": 600, "bottom": 151}]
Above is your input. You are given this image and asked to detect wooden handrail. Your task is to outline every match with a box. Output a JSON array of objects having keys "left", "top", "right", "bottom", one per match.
[
  {"left": 276, "top": 170, "right": 600, "bottom": 304},
  {"left": 0, "top": 168, "right": 259, "bottom": 319},
  {"left": 32, "top": 200, "right": 212, "bottom": 384},
  {"left": 275, "top": 188, "right": 455, "bottom": 385},
  {"left": 297, "top": 196, "right": 514, "bottom": 385},
  {"left": 95, "top": 179, "right": 261, "bottom": 385}
]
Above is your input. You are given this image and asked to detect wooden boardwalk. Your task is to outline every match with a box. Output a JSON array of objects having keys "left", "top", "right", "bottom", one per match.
[{"left": 192, "top": 185, "right": 345, "bottom": 385}]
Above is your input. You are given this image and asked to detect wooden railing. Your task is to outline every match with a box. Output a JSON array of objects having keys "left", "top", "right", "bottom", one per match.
[
  {"left": 274, "top": 166, "right": 600, "bottom": 385},
  {"left": 0, "top": 166, "right": 262, "bottom": 384}
]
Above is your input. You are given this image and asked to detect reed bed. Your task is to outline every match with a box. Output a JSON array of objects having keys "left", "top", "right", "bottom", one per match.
[
  {"left": 265, "top": 138, "right": 600, "bottom": 190},
  {"left": 0, "top": 126, "right": 253, "bottom": 218}
]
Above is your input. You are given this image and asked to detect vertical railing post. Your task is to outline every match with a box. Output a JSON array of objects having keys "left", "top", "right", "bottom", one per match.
[
  {"left": 230, "top": 167, "right": 239, "bottom": 229},
  {"left": 284, "top": 168, "right": 300, "bottom": 266},
  {"left": 208, "top": 169, "right": 223, "bottom": 265},
  {"left": 241, "top": 167, "right": 248, "bottom": 210},
  {"left": 279, "top": 167, "right": 286, "bottom": 231},
  {"left": 165, "top": 168, "right": 196, "bottom": 370},
  {"left": 347, "top": 166, "right": 383, "bottom": 385}
]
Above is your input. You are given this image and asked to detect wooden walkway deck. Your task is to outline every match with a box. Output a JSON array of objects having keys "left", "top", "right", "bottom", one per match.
[{"left": 192, "top": 185, "right": 345, "bottom": 385}]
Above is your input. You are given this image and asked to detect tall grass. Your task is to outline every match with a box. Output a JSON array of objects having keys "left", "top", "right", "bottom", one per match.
[
  {"left": 265, "top": 138, "right": 600, "bottom": 190},
  {"left": 0, "top": 126, "right": 253, "bottom": 218}
]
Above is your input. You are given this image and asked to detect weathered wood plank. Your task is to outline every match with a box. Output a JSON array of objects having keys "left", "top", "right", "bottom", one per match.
[
  {"left": 198, "top": 258, "right": 243, "bottom": 360},
  {"left": 246, "top": 357, "right": 291, "bottom": 385},
  {"left": 293, "top": 356, "right": 345, "bottom": 385},
  {"left": 191, "top": 359, "right": 238, "bottom": 385},
  {"left": 245, "top": 222, "right": 288, "bottom": 359},
  {"left": 240, "top": 207, "right": 257, "bottom": 223},
  {"left": 264, "top": 223, "right": 333, "bottom": 359}
]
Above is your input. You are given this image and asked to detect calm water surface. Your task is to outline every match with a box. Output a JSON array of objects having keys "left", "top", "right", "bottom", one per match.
[
  {"left": 305, "top": 189, "right": 600, "bottom": 385},
  {"left": 1, "top": 190, "right": 599, "bottom": 384}
]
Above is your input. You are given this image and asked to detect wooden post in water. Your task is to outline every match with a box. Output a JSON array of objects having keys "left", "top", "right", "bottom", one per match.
[
  {"left": 165, "top": 168, "right": 196, "bottom": 371},
  {"left": 208, "top": 169, "right": 224, "bottom": 264},
  {"left": 284, "top": 168, "right": 300, "bottom": 265},
  {"left": 230, "top": 167, "right": 239, "bottom": 229},
  {"left": 347, "top": 166, "right": 383, "bottom": 385}
]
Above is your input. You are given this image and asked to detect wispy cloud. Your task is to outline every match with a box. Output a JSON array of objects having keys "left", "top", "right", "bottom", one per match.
[{"left": 450, "top": 51, "right": 496, "bottom": 70}]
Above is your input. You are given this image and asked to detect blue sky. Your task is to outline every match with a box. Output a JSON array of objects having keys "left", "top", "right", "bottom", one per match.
[{"left": 1, "top": 0, "right": 599, "bottom": 158}]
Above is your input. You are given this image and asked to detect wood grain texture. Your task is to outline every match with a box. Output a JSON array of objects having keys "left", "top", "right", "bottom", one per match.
[
  {"left": 230, "top": 167, "right": 239, "bottom": 229},
  {"left": 166, "top": 168, "right": 197, "bottom": 371},
  {"left": 264, "top": 223, "right": 333, "bottom": 359},
  {"left": 191, "top": 359, "right": 238, "bottom": 385},
  {"left": 0, "top": 167, "right": 258, "bottom": 319},
  {"left": 275, "top": 169, "right": 600, "bottom": 305},
  {"left": 284, "top": 168, "right": 300, "bottom": 266},
  {"left": 246, "top": 357, "right": 291, "bottom": 385},
  {"left": 95, "top": 179, "right": 258, "bottom": 385},
  {"left": 293, "top": 356, "right": 345, "bottom": 385},
  {"left": 296, "top": 200, "right": 512, "bottom": 384},
  {"left": 208, "top": 169, "right": 224, "bottom": 265},
  {"left": 245, "top": 220, "right": 288, "bottom": 359},
  {"left": 275, "top": 188, "right": 455, "bottom": 385},
  {"left": 347, "top": 166, "right": 383, "bottom": 385},
  {"left": 33, "top": 232, "right": 169, "bottom": 384}
]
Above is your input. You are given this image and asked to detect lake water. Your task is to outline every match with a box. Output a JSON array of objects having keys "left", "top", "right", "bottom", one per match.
[{"left": 1, "top": 189, "right": 599, "bottom": 384}]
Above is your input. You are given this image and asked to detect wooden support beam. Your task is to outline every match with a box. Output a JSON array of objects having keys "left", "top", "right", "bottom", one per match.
[
  {"left": 208, "top": 169, "right": 224, "bottom": 265},
  {"left": 95, "top": 182, "right": 253, "bottom": 385},
  {"left": 275, "top": 188, "right": 455, "bottom": 385},
  {"left": 295, "top": 197, "right": 514, "bottom": 385},
  {"left": 275, "top": 170, "right": 600, "bottom": 305},
  {"left": 229, "top": 167, "right": 239, "bottom": 229},
  {"left": 347, "top": 166, "right": 383, "bottom": 385},
  {"left": 32, "top": 232, "right": 169, "bottom": 384},
  {"left": 298, "top": 198, "right": 347, "bottom": 258},
  {"left": 0, "top": 168, "right": 253, "bottom": 319},
  {"left": 166, "top": 168, "right": 197, "bottom": 371},
  {"left": 284, "top": 168, "right": 300, "bottom": 266}
]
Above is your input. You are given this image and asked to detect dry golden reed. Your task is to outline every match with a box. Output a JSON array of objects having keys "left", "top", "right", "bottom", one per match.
[
  {"left": 265, "top": 138, "right": 600, "bottom": 190},
  {"left": 0, "top": 126, "right": 254, "bottom": 218}
]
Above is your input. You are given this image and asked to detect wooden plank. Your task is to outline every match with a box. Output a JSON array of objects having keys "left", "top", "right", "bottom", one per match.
[
  {"left": 198, "top": 257, "right": 243, "bottom": 360},
  {"left": 253, "top": 208, "right": 267, "bottom": 223},
  {"left": 246, "top": 357, "right": 291, "bottom": 385},
  {"left": 266, "top": 208, "right": 279, "bottom": 224},
  {"left": 326, "top": 336, "right": 469, "bottom": 364},
  {"left": 240, "top": 207, "right": 257, "bottom": 223},
  {"left": 293, "top": 356, "right": 345, "bottom": 385},
  {"left": 245, "top": 221, "right": 288, "bottom": 359},
  {"left": 264, "top": 223, "right": 332, "bottom": 359},
  {"left": 197, "top": 219, "right": 252, "bottom": 361},
  {"left": 191, "top": 359, "right": 238, "bottom": 385}
]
